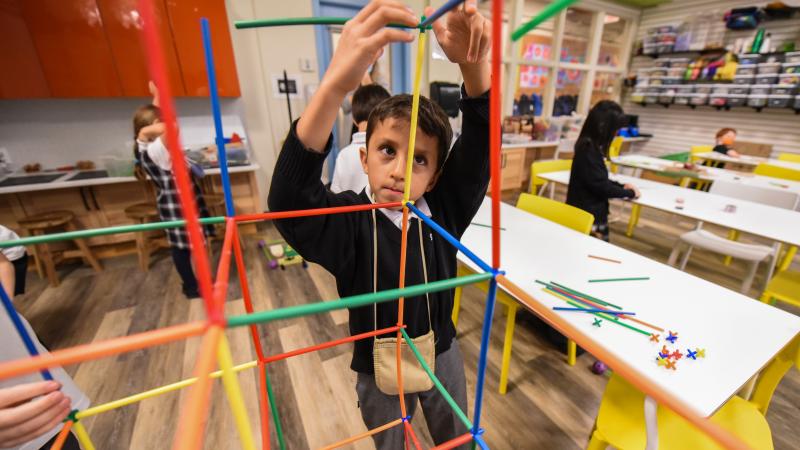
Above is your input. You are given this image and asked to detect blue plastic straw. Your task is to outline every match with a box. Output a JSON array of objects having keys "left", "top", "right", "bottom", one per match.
[
  {"left": 471, "top": 278, "right": 498, "bottom": 438},
  {"left": 418, "top": 0, "right": 465, "bottom": 28},
  {"left": 474, "top": 434, "right": 489, "bottom": 450},
  {"left": 201, "top": 18, "right": 235, "bottom": 217},
  {"left": 553, "top": 306, "right": 635, "bottom": 315},
  {"left": 406, "top": 202, "right": 493, "bottom": 273},
  {"left": 0, "top": 282, "right": 52, "bottom": 380}
]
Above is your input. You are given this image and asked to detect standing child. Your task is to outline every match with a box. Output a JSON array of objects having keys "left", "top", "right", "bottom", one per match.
[
  {"left": 567, "top": 100, "right": 639, "bottom": 242},
  {"left": 330, "top": 83, "right": 391, "bottom": 194},
  {"left": 132, "top": 83, "right": 213, "bottom": 299},
  {"left": 268, "top": 1, "right": 490, "bottom": 448}
]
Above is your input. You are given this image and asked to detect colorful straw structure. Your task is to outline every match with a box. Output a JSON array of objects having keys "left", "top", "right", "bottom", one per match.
[{"left": 0, "top": 1, "right": 753, "bottom": 449}]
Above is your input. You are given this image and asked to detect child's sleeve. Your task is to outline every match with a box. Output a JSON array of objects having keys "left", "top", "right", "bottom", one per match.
[
  {"left": 267, "top": 122, "right": 359, "bottom": 276},
  {"left": 428, "top": 87, "right": 491, "bottom": 237},
  {"left": 578, "top": 149, "right": 635, "bottom": 199}
]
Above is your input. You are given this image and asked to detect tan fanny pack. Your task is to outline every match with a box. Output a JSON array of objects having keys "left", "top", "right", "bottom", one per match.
[{"left": 371, "top": 207, "right": 435, "bottom": 395}]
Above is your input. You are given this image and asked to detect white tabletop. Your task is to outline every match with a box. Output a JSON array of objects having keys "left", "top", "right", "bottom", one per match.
[
  {"left": 0, "top": 164, "right": 260, "bottom": 195},
  {"left": 459, "top": 198, "right": 800, "bottom": 417},
  {"left": 612, "top": 155, "right": 800, "bottom": 197},
  {"left": 539, "top": 171, "right": 800, "bottom": 247},
  {"left": 502, "top": 140, "right": 559, "bottom": 150},
  {"left": 694, "top": 152, "right": 800, "bottom": 171}
]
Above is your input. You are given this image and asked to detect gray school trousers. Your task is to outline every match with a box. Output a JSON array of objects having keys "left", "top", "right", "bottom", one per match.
[{"left": 355, "top": 338, "right": 470, "bottom": 450}]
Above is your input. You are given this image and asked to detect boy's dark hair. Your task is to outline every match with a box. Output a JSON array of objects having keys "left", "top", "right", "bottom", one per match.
[
  {"left": 577, "top": 100, "right": 625, "bottom": 157},
  {"left": 716, "top": 127, "right": 737, "bottom": 139},
  {"left": 366, "top": 94, "right": 453, "bottom": 172},
  {"left": 352, "top": 84, "right": 391, "bottom": 124}
]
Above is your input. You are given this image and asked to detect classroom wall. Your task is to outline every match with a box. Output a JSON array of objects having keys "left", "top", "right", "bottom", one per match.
[{"left": 625, "top": 0, "right": 800, "bottom": 158}]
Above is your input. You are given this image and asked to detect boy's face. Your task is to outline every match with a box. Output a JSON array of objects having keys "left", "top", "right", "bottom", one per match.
[
  {"left": 360, "top": 117, "right": 440, "bottom": 209},
  {"left": 720, "top": 131, "right": 736, "bottom": 146}
]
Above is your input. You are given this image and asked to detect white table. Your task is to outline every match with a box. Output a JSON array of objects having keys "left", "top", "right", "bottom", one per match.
[
  {"left": 611, "top": 154, "right": 800, "bottom": 197},
  {"left": 458, "top": 198, "right": 800, "bottom": 417},
  {"left": 693, "top": 152, "right": 800, "bottom": 171}
]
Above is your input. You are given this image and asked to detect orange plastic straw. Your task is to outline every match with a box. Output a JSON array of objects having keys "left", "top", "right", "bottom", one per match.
[
  {"left": 0, "top": 321, "right": 206, "bottom": 380},
  {"left": 172, "top": 325, "right": 222, "bottom": 450},
  {"left": 49, "top": 420, "right": 73, "bottom": 450},
  {"left": 256, "top": 361, "right": 271, "bottom": 450},
  {"left": 430, "top": 432, "right": 473, "bottom": 450},
  {"left": 234, "top": 202, "right": 402, "bottom": 223},
  {"left": 320, "top": 418, "right": 403, "bottom": 450},
  {"left": 404, "top": 421, "right": 422, "bottom": 450},
  {"left": 496, "top": 275, "right": 751, "bottom": 450},
  {"left": 211, "top": 219, "right": 236, "bottom": 318},
  {"left": 262, "top": 326, "right": 401, "bottom": 364},
  {"left": 395, "top": 207, "right": 411, "bottom": 427}
]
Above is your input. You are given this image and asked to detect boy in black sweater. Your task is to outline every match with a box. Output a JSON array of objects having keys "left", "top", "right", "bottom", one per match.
[{"left": 267, "top": 1, "right": 491, "bottom": 448}]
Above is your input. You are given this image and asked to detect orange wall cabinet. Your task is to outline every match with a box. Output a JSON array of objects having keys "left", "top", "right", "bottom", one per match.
[
  {"left": 0, "top": 0, "right": 50, "bottom": 98},
  {"left": 164, "top": 0, "right": 240, "bottom": 97},
  {"left": 21, "top": 0, "right": 123, "bottom": 97}
]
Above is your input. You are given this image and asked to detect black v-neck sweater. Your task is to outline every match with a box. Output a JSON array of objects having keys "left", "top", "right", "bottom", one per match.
[{"left": 268, "top": 87, "right": 490, "bottom": 373}]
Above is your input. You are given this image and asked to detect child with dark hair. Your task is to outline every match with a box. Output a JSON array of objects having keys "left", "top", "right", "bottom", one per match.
[
  {"left": 712, "top": 127, "right": 740, "bottom": 157},
  {"left": 330, "top": 83, "right": 391, "bottom": 193},
  {"left": 567, "top": 100, "right": 639, "bottom": 242},
  {"left": 268, "top": 1, "right": 490, "bottom": 448}
]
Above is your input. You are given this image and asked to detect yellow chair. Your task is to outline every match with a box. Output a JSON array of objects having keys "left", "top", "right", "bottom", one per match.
[
  {"left": 690, "top": 145, "right": 714, "bottom": 164},
  {"left": 777, "top": 152, "right": 800, "bottom": 162},
  {"left": 754, "top": 163, "right": 800, "bottom": 182},
  {"left": 760, "top": 269, "right": 800, "bottom": 309},
  {"left": 588, "top": 335, "right": 800, "bottom": 450},
  {"left": 608, "top": 137, "right": 623, "bottom": 173},
  {"left": 530, "top": 159, "right": 572, "bottom": 197},
  {"left": 452, "top": 194, "right": 593, "bottom": 394}
]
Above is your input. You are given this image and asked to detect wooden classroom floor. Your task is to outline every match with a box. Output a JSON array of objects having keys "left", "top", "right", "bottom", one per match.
[{"left": 13, "top": 192, "right": 800, "bottom": 449}]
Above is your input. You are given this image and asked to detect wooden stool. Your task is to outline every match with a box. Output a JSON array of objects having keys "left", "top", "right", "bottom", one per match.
[
  {"left": 124, "top": 203, "right": 168, "bottom": 271},
  {"left": 203, "top": 193, "right": 226, "bottom": 217},
  {"left": 18, "top": 210, "right": 102, "bottom": 287}
]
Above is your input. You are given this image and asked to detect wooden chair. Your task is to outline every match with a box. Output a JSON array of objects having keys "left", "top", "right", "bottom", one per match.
[
  {"left": 18, "top": 210, "right": 102, "bottom": 287},
  {"left": 124, "top": 203, "right": 168, "bottom": 271}
]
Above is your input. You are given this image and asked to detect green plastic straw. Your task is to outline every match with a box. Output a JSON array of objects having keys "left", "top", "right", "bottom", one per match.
[
  {"left": 0, "top": 216, "right": 226, "bottom": 248},
  {"left": 400, "top": 328, "right": 473, "bottom": 430},
  {"left": 226, "top": 272, "right": 492, "bottom": 328},
  {"left": 543, "top": 287, "right": 650, "bottom": 337},
  {"left": 588, "top": 277, "right": 650, "bottom": 283},
  {"left": 263, "top": 364, "right": 286, "bottom": 450},
  {"left": 235, "top": 17, "right": 431, "bottom": 30},
  {"left": 534, "top": 280, "right": 623, "bottom": 310},
  {"left": 511, "top": 0, "right": 578, "bottom": 41},
  {"left": 470, "top": 222, "right": 507, "bottom": 231}
]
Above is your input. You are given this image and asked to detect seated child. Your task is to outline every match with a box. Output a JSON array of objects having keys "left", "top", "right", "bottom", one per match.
[
  {"left": 268, "top": 1, "right": 490, "bottom": 448},
  {"left": 712, "top": 127, "right": 740, "bottom": 157},
  {"left": 330, "top": 83, "right": 391, "bottom": 194}
]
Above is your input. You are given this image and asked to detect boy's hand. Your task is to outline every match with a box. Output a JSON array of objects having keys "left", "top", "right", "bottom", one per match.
[
  {"left": 425, "top": 1, "right": 491, "bottom": 96},
  {"left": 322, "top": 1, "right": 417, "bottom": 97},
  {"left": 0, "top": 381, "right": 71, "bottom": 447}
]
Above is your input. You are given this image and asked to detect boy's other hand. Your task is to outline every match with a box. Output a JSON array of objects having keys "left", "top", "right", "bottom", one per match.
[
  {"left": 0, "top": 381, "right": 71, "bottom": 447},
  {"left": 323, "top": 1, "right": 417, "bottom": 97},
  {"left": 624, "top": 183, "right": 641, "bottom": 199},
  {"left": 727, "top": 149, "right": 740, "bottom": 158},
  {"left": 425, "top": 1, "right": 490, "bottom": 65}
]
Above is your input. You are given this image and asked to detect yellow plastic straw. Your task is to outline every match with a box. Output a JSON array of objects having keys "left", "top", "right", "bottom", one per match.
[
  {"left": 75, "top": 360, "right": 258, "bottom": 419},
  {"left": 402, "top": 31, "right": 427, "bottom": 204},
  {"left": 217, "top": 334, "right": 256, "bottom": 450},
  {"left": 320, "top": 418, "right": 403, "bottom": 450},
  {"left": 72, "top": 421, "right": 96, "bottom": 450}
]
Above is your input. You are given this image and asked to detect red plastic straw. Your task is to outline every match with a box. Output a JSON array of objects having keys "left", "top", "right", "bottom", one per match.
[
  {"left": 0, "top": 321, "right": 207, "bottom": 380},
  {"left": 257, "top": 361, "right": 271, "bottom": 450},
  {"left": 172, "top": 325, "right": 222, "bottom": 450},
  {"left": 49, "top": 420, "right": 73, "bottom": 450},
  {"left": 262, "top": 326, "right": 401, "bottom": 364},
  {"left": 490, "top": 0, "right": 502, "bottom": 270},
  {"left": 138, "top": 0, "right": 216, "bottom": 322},
  {"left": 211, "top": 219, "right": 236, "bottom": 319},
  {"left": 234, "top": 202, "right": 403, "bottom": 223},
  {"left": 404, "top": 421, "right": 422, "bottom": 450},
  {"left": 431, "top": 432, "right": 474, "bottom": 450},
  {"left": 321, "top": 418, "right": 403, "bottom": 449}
]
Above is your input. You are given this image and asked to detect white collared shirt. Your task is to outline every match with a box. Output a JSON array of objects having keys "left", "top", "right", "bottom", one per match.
[{"left": 365, "top": 184, "right": 431, "bottom": 230}]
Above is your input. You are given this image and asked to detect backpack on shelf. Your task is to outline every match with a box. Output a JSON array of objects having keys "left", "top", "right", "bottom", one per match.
[{"left": 725, "top": 7, "right": 761, "bottom": 30}]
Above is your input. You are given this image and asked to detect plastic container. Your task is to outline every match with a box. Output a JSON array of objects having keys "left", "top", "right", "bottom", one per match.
[
  {"left": 644, "top": 86, "right": 662, "bottom": 94},
  {"left": 694, "top": 84, "right": 714, "bottom": 94},
  {"left": 658, "top": 92, "right": 675, "bottom": 104},
  {"left": 662, "top": 76, "right": 682, "bottom": 85},
  {"left": 675, "top": 84, "right": 694, "bottom": 94},
  {"left": 747, "top": 94, "right": 768, "bottom": 108},
  {"left": 644, "top": 94, "right": 659, "bottom": 104},
  {"left": 755, "top": 74, "right": 778, "bottom": 85},
  {"left": 650, "top": 68, "right": 668, "bottom": 77},
  {"left": 688, "top": 93, "right": 709, "bottom": 106},
  {"left": 712, "top": 84, "right": 732, "bottom": 94},
  {"left": 725, "top": 94, "right": 748, "bottom": 107},
  {"left": 649, "top": 76, "right": 664, "bottom": 86},
  {"left": 729, "top": 85, "right": 750, "bottom": 95},
  {"left": 669, "top": 57, "right": 691, "bottom": 68},
  {"left": 794, "top": 95, "right": 800, "bottom": 109},
  {"left": 757, "top": 62, "right": 782, "bottom": 74},
  {"left": 771, "top": 84, "right": 797, "bottom": 96},
  {"left": 630, "top": 92, "right": 646, "bottom": 103},
  {"left": 779, "top": 73, "right": 800, "bottom": 85},
  {"left": 709, "top": 94, "right": 727, "bottom": 106},
  {"left": 749, "top": 84, "right": 772, "bottom": 95},
  {"left": 653, "top": 59, "right": 671, "bottom": 68},
  {"left": 783, "top": 62, "right": 800, "bottom": 74},
  {"left": 786, "top": 52, "right": 800, "bottom": 64},
  {"left": 674, "top": 94, "right": 691, "bottom": 105},
  {"left": 768, "top": 94, "right": 792, "bottom": 108},
  {"left": 734, "top": 74, "right": 755, "bottom": 85},
  {"left": 736, "top": 65, "right": 757, "bottom": 76},
  {"left": 667, "top": 67, "right": 686, "bottom": 77},
  {"left": 738, "top": 54, "right": 761, "bottom": 65}
]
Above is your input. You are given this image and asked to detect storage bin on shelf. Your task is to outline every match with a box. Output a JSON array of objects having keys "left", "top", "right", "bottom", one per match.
[
  {"left": 729, "top": 85, "right": 750, "bottom": 95},
  {"left": 738, "top": 54, "right": 762, "bottom": 65},
  {"left": 630, "top": 91, "right": 646, "bottom": 103},
  {"left": 711, "top": 84, "right": 733, "bottom": 94},
  {"left": 755, "top": 74, "right": 779, "bottom": 85},
  {"left": 750, "top": 84, "right": 772, "bottom": 95},
  {"left": 779, "top": 73, "right": 800, "bottom": 85},
  {"left": 736, "top": 65, "right": 757, "bottom": 76},
  {"left": 725, "top": 94, "right": 748, "bottom": 107},
  {"left": 757, "top": 62, "right": 782, "bottom": 74},
  {"left": 653, "top": 59, "right": 671, "bottom": 68},
  {"left": 688, "top": 93, "right": 709, "bottom": 106},
  {"left": 709, "top": 93, "right": 727, "bottom": 106},
  {"left": 734, "top": 74, "right": 755, "bottom": 84},
  {"left": 658, "top": 91, "right": 675, "bottom": 104},
  {"left": 667, "top": 67, "right": 686, "bottom": 77},
  {"left": 674, "top": 84, "right": 694, "bottom": 94},
  {"left": 649, "top": 76, "right": 664, "bottom": 86},
  {"left": 747, "top": 94, "right": 768, "bottom": 108},
  {"left": 662, "top": 76, "right": 682, "bottom": 85},
  {"left": 669, "top": 57, "right": 691, "bottom": 68},
  {"left": 771, "top": 85, "right": 797, "bottom": 96},
  {"left": 783, "top": 62, "right": 800, "bottom": 74},
  {"left": 768, "top": 94, "right": 793, "bottom": 108},
  {"left": 674, "top": 94, "right": 691, "bottom": 105},
  {"left": 644, "top": 93, "right": 659, "bottom": 104},
  {"left": 694, "top": 84, "right": 714, "bottom": 94},
  {"left": 785, "top": 52, "right": 800, "bottom": 64}
]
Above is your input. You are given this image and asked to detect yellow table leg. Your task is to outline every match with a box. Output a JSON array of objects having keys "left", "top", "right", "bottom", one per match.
[
  {"left": 567, "top": 339, "right": 577, "bottom": 366},
  {"left": 778, "top": 245, "right": 797, "bottom": 272},
  {"left": 499, "top": 301, "right": 517, "bottom": 395},
  {"left": 626, "top": 204, "right": 641, "bottom": 238},
  {"left": 723, "top": 229, "right": 740, "bottom": 266}
]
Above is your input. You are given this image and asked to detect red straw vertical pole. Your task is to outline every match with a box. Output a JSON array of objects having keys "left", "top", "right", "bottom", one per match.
[
  {"left": 489, "top": 0, "right": 503, "bottom": 270},
  {"left": 138, "top": 0, "right": 217, "bottom": 323}
]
